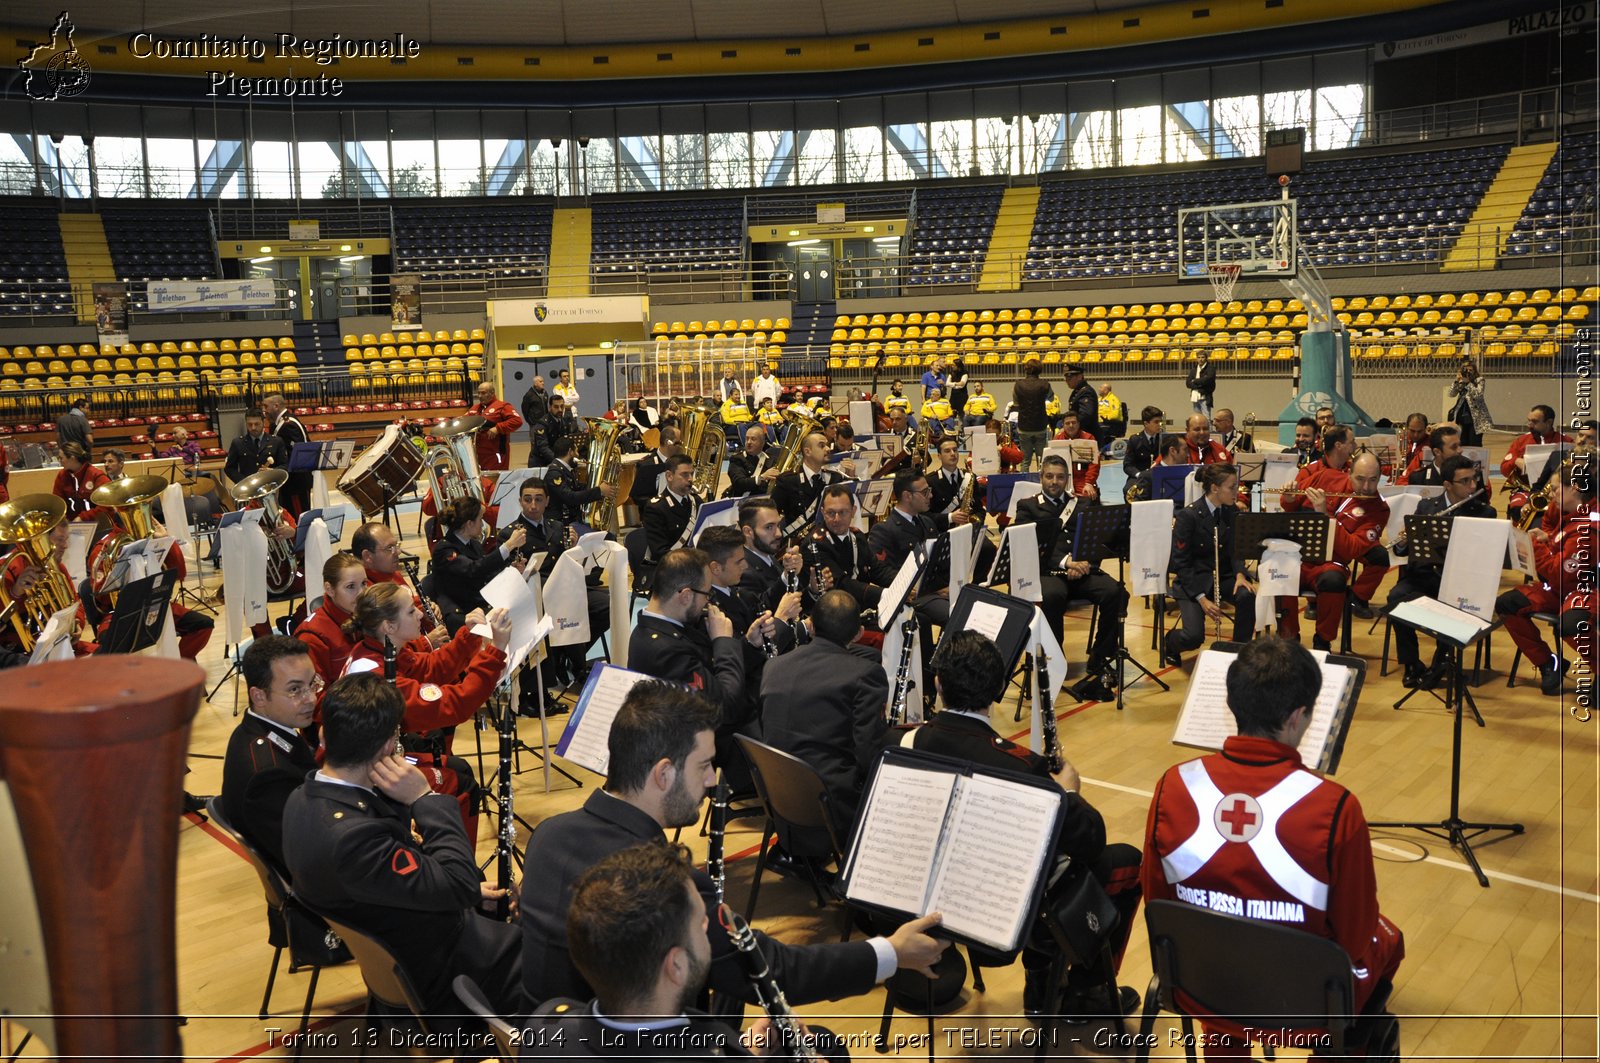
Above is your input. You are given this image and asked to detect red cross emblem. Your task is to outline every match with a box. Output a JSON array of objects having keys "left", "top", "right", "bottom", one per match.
[{"left": 1214, "top": 793, "right": 1262, "bottom": 842}]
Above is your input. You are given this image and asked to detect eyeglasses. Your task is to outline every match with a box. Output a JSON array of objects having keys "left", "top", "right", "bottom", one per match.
[
  {"left": 278, "top": 677, "right": 325, "bottom": 700},
  {"left": 908, "top": 486, "right": 933, "bottom": 496},
  {"left": 1449, "top": 477, "right": 1478, "bottom": 487},
  {"left": 686, "top": 586, "right": 713, "bottom": 599}
]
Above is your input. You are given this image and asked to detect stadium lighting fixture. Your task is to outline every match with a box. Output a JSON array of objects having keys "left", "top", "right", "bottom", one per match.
[{"left": 787, "top": 238, "right": 821, "bottom": 246}]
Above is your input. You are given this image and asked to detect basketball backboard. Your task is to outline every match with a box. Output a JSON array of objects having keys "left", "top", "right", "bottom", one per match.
[{"left": 1177, "top": 198, "right": 1298, "bottom": 281}]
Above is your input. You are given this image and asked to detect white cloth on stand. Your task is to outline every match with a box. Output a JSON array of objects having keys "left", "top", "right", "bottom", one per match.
[
  {"left": 159, "top": 483, "right": 191, "bottom": 544},
  {"left": 1255, "top": 537, "right": 1302, "bottom": 630},
  {"left": 879, "top": 610, "right": 926, "bottom": 725},
  {"left": 1129, "top": 499, "right": 1175, "bottom": 596},
  {"left": 1438, "top": 517, "right": 1511, "bottom": 619},
  {"left": 312, "top": 470, "right": 331, "bottom": 510},
  {"left": 303, "top": 518, "right": 333, "bottom": 613},
  {"left": 220, "top": 520, "right": 269, "bottom": 645}
]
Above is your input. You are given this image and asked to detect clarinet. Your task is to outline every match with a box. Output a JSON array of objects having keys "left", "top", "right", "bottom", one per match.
[
  {"left": 707, "top": 775, "right": 730, "bottom": 908},
  {"left": 717, "top": 905, "right": 819, "bottom": 1061},
  {"left": 383, "top": 635, "right": 397, "bottom": 681},
  {"left": 887, "top": 615, "right": 918, "bottom": 725},
  {"left": 495, "top": 685, "right": 516, "bottom": 918},
  {"left": 1038, "top": 653, "right": 1064, "bottom": 773}
]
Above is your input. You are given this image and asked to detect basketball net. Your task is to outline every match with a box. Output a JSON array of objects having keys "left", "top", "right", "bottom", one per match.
[{"left": 1207, "top": 263, "right": 1241, "bottom": 305}]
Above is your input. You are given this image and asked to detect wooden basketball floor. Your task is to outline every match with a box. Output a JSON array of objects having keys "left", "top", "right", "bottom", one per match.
[{"left": 4, "top": 435, "right": 1594, "bottom": 1061}]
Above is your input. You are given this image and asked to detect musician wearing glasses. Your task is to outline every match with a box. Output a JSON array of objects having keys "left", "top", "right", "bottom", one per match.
[
  {"left": 1394, "top": 424, "right": 1463, "bottom": 488},
  {"left": 222, "top": 636, "right": 322, "bottom": 876},
  {"left": 1293, "top": 451, "right": 1391, "bottom": 647},
  {"left": 1389, "top": 455, "right": 1496, "bottom": 690},
  {"left": 1016, "top": 454, "right": 1129, "bottom": 701}
]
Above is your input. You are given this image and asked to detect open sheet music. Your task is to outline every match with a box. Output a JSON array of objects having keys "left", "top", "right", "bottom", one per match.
[
  {"left": 555, "top": 663, "right": 654, "bottom": 776},
  {"left": 1172, "top": 646, "right": 1363, "bottom": 774},
  {"left": 843, "top": 749, "right": 1064, "bottom": 952},
  {"left": 1388, "top": 595, "right": 1492, "bottom": 646}
]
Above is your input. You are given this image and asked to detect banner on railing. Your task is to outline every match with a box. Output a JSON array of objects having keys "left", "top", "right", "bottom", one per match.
[
  {"left": 493, "top": 295, "right": 647, "bottom": 328},
  {"left": 391, "top": 273, "right": 423, "bottom": 330},
  {"left": 147, "top": 279, "right": 276, "bottom": 312},
  {"left": 93, "top": 283, "right": 129, "bottom": 347}
]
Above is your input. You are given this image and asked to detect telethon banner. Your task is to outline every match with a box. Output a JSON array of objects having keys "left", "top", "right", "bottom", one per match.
[{"left": 147, "top": 279, "right": 276, "bottom": 312}]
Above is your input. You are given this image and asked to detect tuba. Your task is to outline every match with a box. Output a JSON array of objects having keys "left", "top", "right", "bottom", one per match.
[
  {"left": 0, "top": 493, "right": 78, "bottom": 650},
  {"left": 678, "top": 402, "right": 727, "bottom": 498},
  {"left": 88, "top": 475, "right": 168, "bottom": 604},
  {"left": 771, "top": 403, "right": 822, "bottom": 478},
  {"left": 583, "top": 417, "right": 624, "bottom": 529},
  {"left": 423, "top": 414, "right": 487, "bottom": 512},
  {"left": 230, "top": 468, "right": 298, "bottom": 595}
]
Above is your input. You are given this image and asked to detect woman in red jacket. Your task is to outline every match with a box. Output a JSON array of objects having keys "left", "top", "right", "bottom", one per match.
[
  {"left": 293, "top": 552, "right": 367, "bottom": 687},
  {"left": 51, "top": 442, "right": 111, "bottom": 522}
]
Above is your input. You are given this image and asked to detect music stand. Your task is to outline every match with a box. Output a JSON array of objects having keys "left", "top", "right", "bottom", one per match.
[
  {"left": 1371, "top": 601, "right": 1520, "bottom": 888},
  {"left": 99, "top": 569, "right": 178, "bottom": 655},
  {"left": 1393, "top": 514, "right": 1483, "bottom": 723},
  {"left": 935, "top": 584, "right": 1033, "bottom": 678},
  {"left": 1235, "top": 511, "right": 1348, "bottom": 651},
  {"left": 1149, "top": 464, "right": 1196, "bottom": 505},
  {"left": 1072, "top": 504, "right": 1168, "bottom": 709}
]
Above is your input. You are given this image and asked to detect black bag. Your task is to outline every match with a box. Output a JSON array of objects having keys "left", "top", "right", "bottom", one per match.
[{"left": 1038, "top": 858, "right": 1120, "bottom": 965}]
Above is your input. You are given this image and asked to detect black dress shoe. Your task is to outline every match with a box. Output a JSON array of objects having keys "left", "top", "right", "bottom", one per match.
[
  {"left": 1419, "top": 659, "right": 1451, "bottom": 691},
  {"left": 1400, "top": 662, "right": 1423, "bottom": 689},
  {"left": 1059, "top": 984, "right": 1141, "bottom": 1023},
  {"left": 1161, "top": 646, "right": 1184, "bottom": 668},
  {"left": 1068, "top": 675, "right": 1113, "bottom": 703},
  {"left": 1313, "top": 636, "right": 1332, "bottom": 652},
  {"left": 182, "top": 792, "right": 211, "bottom": 816},
  {"left": 1350, "top": 598, "right": 1375, "bottom": 620},
  {"left": 1540, "top": 656, "right": 1570, "bottom": 696}
]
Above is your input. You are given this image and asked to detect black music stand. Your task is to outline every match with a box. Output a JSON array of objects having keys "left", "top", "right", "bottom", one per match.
[
  {"left": 1072, "top": 503, "right": 1167, "bottom": 710},
  {"left": 935, "top": 584, "right": 1033, "bottom": 679},
  {"left": 1391, "top": 515, "right": 1483, "bottom": 724},
  {"left": 1235, "top": 511, "right": 1347, "bottom": 652},
  {"left": 99, "top": 569, "right": 178, "bottom": 655},
  {"left": 1371, "top": 602, "right": 1521, "bottom": 888}
]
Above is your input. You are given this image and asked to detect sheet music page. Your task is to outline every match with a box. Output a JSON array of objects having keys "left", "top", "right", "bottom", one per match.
[
  {"left": 28, "top": 604, "right": 81, "bottom": 664},
  {"left": 1390, "top": 596, "right": 1491, "bottom": 643},
  {"left": 1171, "top": 650, "right": 1237, "bottom": 751},
  {"left": 1524, "top": 443, "right": 1562, "bottom": 484},
  {"left": 1298, "top": 662, "right": 1354, "bottom": 770},
  {"left": 928, "top": 774, "right": 1062, "bottom": 951},
  {"left": 844, "top": 763, "right": 957, "bottom": 914},
  {"left": 481, "top": 566, "right": 541, "bottom": 648},
  {"left": 1507, "top": 526, "right": 1538, "bottom": 578},
  {"left": 501, "top": 615, "right": 553, "bottom": 683},
  {"left": 880, "top": 550, "right": 923, "bottom": 622},
  {"left": 966, "top": 599, "right": 1009, "bottom": 643},
  {"left": 555, "top": 664, "right": 653, "bottom": 776},
  {"left": 1380, "top": 491, "right": 1434, "bottom": 565}
]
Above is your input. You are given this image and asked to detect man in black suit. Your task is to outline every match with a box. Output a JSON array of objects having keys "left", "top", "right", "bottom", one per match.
[
  {"left": 1122, "top": 406, "right": 1165, "bottom": 479},
  {"left": 926, "top": 434, "right": 995, "bottom": 581},
  {"left": 545, "top": 436, "right": 615, "bottom": 530},
  {"left": 801, "top": 484, "right": 882, "bottom": 613},
  {"left": 868, "top": 469, "right": 953, "bottom": 706},
  {"left": 771, "top": 430, "right": 845, "bottom": 538},
  {"left": 223, "top": 407, "right": 288, "bottom": 485},
  {"left": 1013, "top": 454, "right": 1129, "bottom": 701},
  {"left": 518, "top": 680, "right": 946, "bottom": 1008},
  {"left": 630, "top": 425, "right": 683, "bottom": 506},
  {"left": 760, "top": 590, "right": 889, "bottom": 835},
  {"left": 529, "top": 394, "right": 584, "bottom": 468},
  {"left": 1062, "top": 363, "right": 1098, "bottom": 440},
  {"left": 641, "top": 454, "right": 700, "bottom": 563},
  {"left": 262, "top": 392, "right": 310, "bottom": 516},
  {"left": 700, "top": 526, "right": 772, "bottom": 699},
  {"left": 736, "top": 496, "right": 806, "bottom": 653},
  {"left": 627, "top": 547, "right": 768, "bottom": 726},
  {"left": 1398, "top": 424, "right": 1463, "bottom": 488},
  {"left": 281, "top": 673, "right": 523, "bottom": 1020},
  {"left": 722, "top": 423, "right": 780, "bottom": 498},
  {"left": 221, "top": 635, "right": 319, "bottom": 874},
  {"left": 1165, "top": 463, "right": 1260, "bottom": 665}
]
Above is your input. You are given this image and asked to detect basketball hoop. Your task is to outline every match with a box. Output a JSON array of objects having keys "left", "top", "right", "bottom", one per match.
[{"left": 1207, "top": 263, "right": 1241, "bottom": 304}]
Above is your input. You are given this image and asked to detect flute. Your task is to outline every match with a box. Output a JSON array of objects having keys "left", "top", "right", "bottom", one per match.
[{"left": 1264, "top": 487, "right": 1376, "bottom": 498}]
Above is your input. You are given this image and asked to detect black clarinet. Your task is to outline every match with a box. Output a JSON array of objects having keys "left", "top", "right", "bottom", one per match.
[
  {"left": 495, "top": 685, "right": 516, "bottom": 918},
  {"left": 383, "top": 635, "right": 397, "bottom": 681},
  {"left": 887, "top": 615, "right": 918, "bottom": 725},
  {"left": 1038, "top": 653, "right": 1064, "bottom": 773},
  {"left": 717, "top": 905, "right": 819, "bottom": 1061},
  {"left": 707, "top": 775, "right": 730, "bottom": 908}
]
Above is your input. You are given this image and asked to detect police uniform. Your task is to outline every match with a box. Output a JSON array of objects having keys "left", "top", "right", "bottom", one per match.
[
  {"left": 737, "top": 547, "right": 804, "bottom": 655},
  {"left": 627, "top": 612, "right": 747, "bottom": 724},
  {"left": 271, "top": 409, "right": 312, "bottom": 516},
  {"left": 724, "top": 444, "right": 780, "bottom": 498},
  {"left": 1014, "top": 493, "right": 1128, "bottom": 670},
  {"left": 641, "top": 489, "right": 700, "bottom": 563},
  {"left": 1122, "top": 430, "right": 1164, "bottom": 478},
  {"left": 771, "top": 467, "right": 844, "bottom": 537},
  {"left": 429, "top": 530, "right": 515, "bottom": 629},
  {"left": 518, "top": 1002, "right": 753, "bottom": 1058},
  {"left": 221, "top": 711, "right": 319, "bottom": 875},
  {"left": 499, "top": 511, "right": 609, "bottom": 692},
  {"left": 628, "top": 449, "right": 676, "bottom": 506},
  {"left": 224, "top": 430, "right": 288, "bottom": 484},
  {"left": 1166, "top": 495, "right": 1288, "bottom": 658},
  {"left": 1143, "top": 735, "right": 1405, "bottom": 1040},
  {"left": 281, "top": 777, "right": 525, "bottom": 1017}
]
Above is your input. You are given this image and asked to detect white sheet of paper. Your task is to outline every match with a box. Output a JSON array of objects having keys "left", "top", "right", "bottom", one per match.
[
  {"left": 481, "top": 566, "right": 542, "bottom": 653},
  {"left": 28, "top": 604, "right": 81, "bottom": 664},
  {"left": 1438, "top": 516, "right": 1511, "bottom": 618},
  {"left": 1390, "top": 595, "right": 1492, "bottom": 643},
  {"left": 966, "top": 599, "right": 1008, "bottom": 643},
  {"left": 1507, "top": 526, "right": 1538, "bottom": 578},
  {"left": 557, "top": 664, "right": 654, "bottom": 776},
  {"left": 1524, "top": 443, "right": 1562, "bottom": 485},
  {"left": 845, "top": 764, "right": 957, "bottom": 915},
  {"left": 1379, "top": 489, "right": 1440, "bottom": 565},
  {"left": 1173, "top": 650, "right": 1353, "bottom": 772},
  {"left": 879, "top": 550, "right": 924, "bottom": 624},
  {"left": 947, "top": 522, "right": 975, "bottom": 604},
  {"left": 1005, "top": 480, "right": 1046, "bottom": 521},
  {"left": 930, "top": 774, "right": 1062, "bottom": 950},
  {"left": 1260, "top": 453, "right": 1301, "bottom": 513}
]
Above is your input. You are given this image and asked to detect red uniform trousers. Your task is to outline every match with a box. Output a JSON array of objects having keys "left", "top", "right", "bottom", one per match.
[{"left": 1499, "top": 584, "right": 1599, "bottom": 674}]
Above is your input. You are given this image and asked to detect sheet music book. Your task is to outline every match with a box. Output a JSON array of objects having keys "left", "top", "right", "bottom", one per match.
[
  {"left": 878, "top": 549, "right": 925, "bottom": 623},
  {"left": 690, "top": 497, "right": 741, "bottom": 540},
  {"left": 1507, "top": 526, "right": 1538, "bottom": 578},
  {"left": 842, "top": 748, "right": 1065, "bottom": 953},
  {"left": 1389, "top": 596, "right": 1492, "bottom": 646},
  {"left": 321, "top": 440, "right": 355, "bottom": 471},
  {"left": 28, "top": 604, "right": 82, "bottom": 664},
  {"left": 1171, "top": 646, "right": 1364, "bottom": 774},
  {"left": 555, "top": 662, "right": 655, "bottom": 776},
  {"left": 489, "top": 467, "right": 540, "bottom": 508}
]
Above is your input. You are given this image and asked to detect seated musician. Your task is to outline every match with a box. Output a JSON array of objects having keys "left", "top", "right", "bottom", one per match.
[
  {"left": 1390, "top": 455, "right": 1495, "bottom": 690},
  {"left": 723, "top": 423, "right": 780, "bottom": 499},
  {"left": 428, "top": 497, "right": 526, "bottom": 632},
  {"left": 294, "top": 552, "right": 367, "bottom": 691},
  {"left": 926, "top": 434, "right": 996, "bottom": 578},
  {"left": 418, "top": 473, "right": 500, "bottom": 548},
  {"left": 1292, "top": 417, "right": 1320, "bottom": 467},
  {"left": 736, "top": 496, "right": 806, "bottom": 655},
  {"left": 802, "top": 484, "right": 883, "bottom": 615},
  {"left": 1180, "top": 413, "right": 1233, "bottom": 466},
  {"left": 1052, "top": 411, "right": 1101, "bottom": 502},
  {"left": 962, "top": 381, "right": 996, "bottom": 427},
  {"left": 1123, "top": 406, "right": 1165, "bottom": 479},
  {"left": 642, "top": 455, "right": 702, "bottom": 565},
  {"left": 1395, "top": 423, "right": 1462, "bottom": 487},
  {"left": 546, "top": 436, "right": 615, "bottom": 534},
  {"left": 282, "top": 673, "right": 524, "bottom": 1024},
  {"left": 867, "top": 469, "right": 955, "bottom": 708},
  {"left": 1212, "top": 408, "right": 1253, "bottom": 455},
  {"left": 919, "top": 387, "right": 957, "bottom": 436},
  {"left": 52, "top": 442, "right": 111, "bottom": 524},
  {"left": 1014, "top": 454, "right": 1130, "bottom": 701},
  {"left": 1291, "top": 450, "right": 1391, "bottom": 643},
  {"left": 700, "top": 526, "right": 775, "bottom": 711},
  {"left": 1143, "top": 639, "right": 1404, "bottom": 1060},
  {"left": 342, "top": 582, "right": 510, "bottom": 840},
  {"left": 771, "top": 431, "right": 846, "bottom": 540},
  {"left": 499, "top": 477, "right": 609, "bottom": 704},
  {"left": 1501, "top": 404, "right": 1570, "bottom": 526},
  {"left": 1164, "top": 463, "right": 1295, "bottom": 667},
  {"left": 630, "top": 426, "right": 683, "bottom": 507},
  {"left": 1125, "top": 433, "right": 1188, "bottom": 503},
  {"left": 1393, "top": 412, "right": 1431, "bottom": 482},
  {"left": 0, "top": 516, "right": 94, "bottom": 656},
  {"left": 761, "top": 589, "right": 889, "bottom": 836},
  {"left": 85, "top": 515, "right": 214, "bottom": 661},
  {"left": 1282, "top": 426, "right": 1356, "bottom": 513},
  {"left": 1497, "top": 459, "right": 1597, "bottom": 703},
  {"left": 222, "top": 636, "right": 320, "bottom": 875},
  {"left": 908, "top": 631, "right": 1142, "bottom": 1020},
  {"left": 352, "top": 521, "right": 447, "bottom": 650}
]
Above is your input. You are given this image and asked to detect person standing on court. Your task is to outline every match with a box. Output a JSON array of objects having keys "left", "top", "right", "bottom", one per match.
[
  {"left": 1012, "top": 358, "right": 1052, "bottom": 473},
  {"left": 1186, "top": 349, "right": 1217, "bottom": 417}
]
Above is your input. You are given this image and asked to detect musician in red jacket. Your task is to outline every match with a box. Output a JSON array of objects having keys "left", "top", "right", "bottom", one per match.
[
  {"left": 1393, "top": 412, "right": 1431, "bottom": 483},
  {"left": 293, "top": 552, "right": 367, "bottom": 688},
  {"left": 341, "top": 581, "right": 512, "bottom": 840},
  {"left": 1143, "top": 638, "right": 1403, "bottom": 1059},
  {"left": 469, "top": 381, "right": 524, "bottom": 471},
  {"left": 1281, "top": 427, "right": 1355, "bottom": 513},
  {"left": 1501, "top": 404, "right": 1570, "bottom": 525},
  {"left": 1496, "top": 461, "right": 1598, "bottom": 702},
  {"left": 1287, "top": 452, "right": 1389, "bottom": 649},
  {"left": 0, "top": 518, "right": 93, "bottom": 656},
  {"left": 1052, "top": 411, "right": 1101, "bottom": 500},
  {"left": 51, "top": 442, "right": 111, "bottom": 523},
  {"left": 1179, "top": 413, "right": 1234, "bottom": 466}
]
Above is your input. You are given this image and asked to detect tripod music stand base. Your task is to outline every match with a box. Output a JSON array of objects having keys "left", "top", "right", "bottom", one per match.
[
  {"left": 1114, "top": 648, "right": 1168, "bottom": 711},
  {"left": 1368, "top": 817, "right": 1523, "bottom": 888},
  {"left": 1392, "top": 675, "right": 1484, "bottom": 726}
]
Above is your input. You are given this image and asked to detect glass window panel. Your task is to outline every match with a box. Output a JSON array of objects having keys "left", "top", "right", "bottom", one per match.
[
  {"left": 43, "top": 135, "right": 91, "bottom": 198},
  {"left": 146, "top": 136, "right": 196, "bottom": 197},
  {"left": 1264, "top": 89, "right": 1311, "bottom": 138},
  {"left": 796, "top": 128, "right": 836, "bottom": 186},
  {"left": 1164, "top": 102, "right": 1214, "bottom": 164},
  {"left": 842, "top": 126, "right": 882, "bottom": 183},
  {"left": 753, "top": 130, "right": 788, "bottom": 186},
  {"left": 931, "top": 119, "right": 973, "bottom": 177},
  {"left": 250, "top": 140, "right": 293, "bottom": 199},
  {"left": 0, "top": 134, "right": 34, "bottom": 195},
  {"left": 617, "top": 136, "right": 661, "bottom": 192},
  {"left": 1212, "top": 95, "right": 1262, "bottom": 158},
  {"left": 706, "top": 131, "right": 751, "bottom": 190},
  {"left": 1117, "top": 105, "right": 1163, "bottom": 166},
  {"left": 662, "top": 133, "right": 706, "bottom": 191},
  {"left": 975, "top": 117, "right": 1015, "bottom": 176},
  {"left": 1313, "top": 84, "right": 1365, "bottom": 151},
  {"left": 297, "top": 139, "right": 341, "bottom": 199},
  {"left": 390, "top": 140, "right": 437, "bottom": 196},
  {"left": 525, "top": 139, "right": 559, "bottom": 196},
  {"left": 93, "top": 136, "right": 147, "bottom": 197},
  {"left": 438, "top": 138, "right": 482, "bottom": 195},
  {"left": 355, "top": 139, "right": 390, "bottom": 195},
  {"left": 1024, "top": 114, "right": 1063, "bottom": 173},
  {"left": 1067, "top": 111, "right": 1115, "bottom": 170},
  {"left": 579, "top": 138, "right": 616, "bottom": 195},
  {"left": 195, "top": 138, "right": 243, "bottom": 198},
  {"left": 885, "top": 123, "right": 925, "bottom": 181}
]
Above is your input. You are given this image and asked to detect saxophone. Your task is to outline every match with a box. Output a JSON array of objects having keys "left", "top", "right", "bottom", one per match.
[
  {"left": 718, "top": 905, "right": 820, "bottom": 1061},
  {"left": 582, "top": 417, "right": 624, "bottom": 529},
  {"left": 1517, "top": 458, "right": 1567, "bottom": 532}
]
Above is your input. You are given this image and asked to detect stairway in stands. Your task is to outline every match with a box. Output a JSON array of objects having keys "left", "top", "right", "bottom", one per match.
[
  {"left": 780, "top": 301, "right": 833, "bottom": 385},
  {"left": 977, "top": 185, "right": 1040, "bottom": 292},
  {"left": 292, "top": 321, "right": 345, "bottom": 372},
  {"left": 57, "top": 213, "right": 115, "bottom": 322},
  {"left": 1441, "top": 141, "right": 1558, "bottom": 272}
]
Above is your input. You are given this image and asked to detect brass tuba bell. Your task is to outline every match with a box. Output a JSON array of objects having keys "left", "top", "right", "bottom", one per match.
[
  {"left": 424, "top": 414, "right": 487, "bottom": 512},
  {"left": 0, "top": 493, "right": 80, "bottom": 650},
  {"left": 88, "top": 475, "right": 168, "bottom": 603}
]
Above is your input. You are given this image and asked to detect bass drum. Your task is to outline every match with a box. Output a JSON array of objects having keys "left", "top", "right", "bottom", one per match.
[{"left": 338, "top": 424, "right": 425, "bottom": 516}]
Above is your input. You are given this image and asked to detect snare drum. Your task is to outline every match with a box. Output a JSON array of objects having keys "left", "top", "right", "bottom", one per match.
[{"left": 338, "top": 424, "right": 425, "bottom": 515}]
